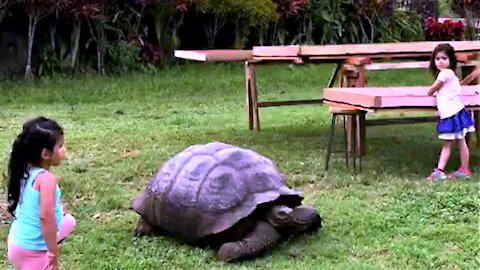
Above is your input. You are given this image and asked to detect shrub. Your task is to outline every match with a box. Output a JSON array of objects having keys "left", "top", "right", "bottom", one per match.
[
  {"left": 311, "top": 0, "right": 397, "bottom": 44},
  {"left": 377, "top": 10, "right": 424, "bottom": 43},
  {"left": 107, "top": 40, "right": 143, "bottom": 75}
]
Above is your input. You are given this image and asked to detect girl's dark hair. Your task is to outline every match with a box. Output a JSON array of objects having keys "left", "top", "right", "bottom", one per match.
[
  {"left": 7, "top": 116, "right": 63, "bottom": 217},
  {"left": 429, "top": 43, "right": 457, "bottom": 77}
]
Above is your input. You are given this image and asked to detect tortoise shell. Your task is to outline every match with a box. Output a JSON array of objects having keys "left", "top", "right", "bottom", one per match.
[{"left": 132, "top": 142, "right": 303, "bottom": 242}]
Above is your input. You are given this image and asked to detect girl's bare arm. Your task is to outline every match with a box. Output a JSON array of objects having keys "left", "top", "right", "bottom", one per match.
[
  {"left": 428, "top": 80, "right": 443, "bottom": 96},
  {"left": 38, "top": 172, "right": 59, "bottom": 257}
]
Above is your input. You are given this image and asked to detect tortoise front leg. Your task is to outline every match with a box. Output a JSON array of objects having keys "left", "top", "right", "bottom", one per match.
[
  {"left": 217, "top": 221, "right": 281, "bottom": 263},
  {"left": 135, "top": 217, "right": 162, "bottom": 237}
]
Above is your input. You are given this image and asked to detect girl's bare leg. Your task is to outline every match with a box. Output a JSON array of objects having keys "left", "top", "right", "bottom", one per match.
[
  {"left": 457, "top": 138, "right": 470, "bottom": 170},
  {"left": 437, "top": 140, "right": 453, "bottom": 170}
]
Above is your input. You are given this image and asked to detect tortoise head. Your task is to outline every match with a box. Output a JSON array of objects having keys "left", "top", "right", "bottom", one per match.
[{"left": 266, "top": 205, "right": 322, "bottom": 235}]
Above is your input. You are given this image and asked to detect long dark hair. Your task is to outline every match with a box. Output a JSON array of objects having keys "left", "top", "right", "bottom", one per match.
[
  {"left": 429, "top": 43, "right": 458, "bottom": 77},
  {"left": 7, "top": 116, "right": 64, "bottom": 217}
]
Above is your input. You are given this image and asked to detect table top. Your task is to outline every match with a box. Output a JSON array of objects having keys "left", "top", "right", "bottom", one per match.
[
  {"left": 174, "top": 49, "right": 252, "bottom": 62},
  {"left": 174, "top": 41, "right": 480, "bottom": 62},
  {"left": 254, "top": 41, "right": 480, "bottom": 56}
]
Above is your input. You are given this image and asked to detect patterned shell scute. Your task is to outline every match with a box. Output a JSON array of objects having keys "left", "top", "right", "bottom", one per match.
[
  {"left": 147, "top": 142, "right": 231, "bottom": 195},
  {"left": 165, "top": 142, "right": 281, "bottom": 211}
]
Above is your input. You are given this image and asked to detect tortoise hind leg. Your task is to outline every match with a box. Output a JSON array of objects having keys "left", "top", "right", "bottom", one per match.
[{"left": 217, "top": 221, "right": 281, "bottom": 263}]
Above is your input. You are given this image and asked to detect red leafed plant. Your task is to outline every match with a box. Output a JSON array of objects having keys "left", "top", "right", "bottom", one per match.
[
  {"left": 126, "top": 33, "right": 163, "bottom": 66},
  {"left": 139, "top": 42, "right": 163, "bottom": 66},
  {"left": 68, "top": 0, "right": 101, "bottom": 19},
  {"left": 424, "top": 17, "right": 465, "bottom": 41},
  {"left": 273, "top": 0, "right": 309, "bottom": 18},
  {"left": 136, "top": 0, "right": 190, "bottom": 13}
]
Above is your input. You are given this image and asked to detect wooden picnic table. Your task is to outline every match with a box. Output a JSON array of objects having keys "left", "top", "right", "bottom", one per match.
[
  {"left": 245, "top": 41, "right": 480, "bottom": 130},
  {"left": 245, "top": 41, "right": 480, "bottom": 156},
  {"left": 174, "top": 41, "right": 480, "bottom": 156}
]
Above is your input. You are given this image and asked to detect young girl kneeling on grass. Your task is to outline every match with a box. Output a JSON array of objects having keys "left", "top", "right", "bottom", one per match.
[
  {"left": 426, "top": 43, "right": 476, "bottom": 181},
  {"left": 6, "top": 117, "right": 76, "bottom": 270}
]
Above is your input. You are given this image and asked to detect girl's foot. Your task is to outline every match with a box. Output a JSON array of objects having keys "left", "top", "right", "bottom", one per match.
[
  {"left": 427, "top": 168, "right": 447, "bottom": 181},
  {"left": 448, "top": 168, "right": 472, "bottom": 179}
]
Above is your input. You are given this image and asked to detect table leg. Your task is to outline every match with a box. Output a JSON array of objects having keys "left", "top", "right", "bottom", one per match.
[
  {"left": 250, "top": 64, "right": 260, "bottom": 131},
  {"left": 245, "top": 61, "right": 260, "bottom": 131},
  {"left": 358, "top": 112, "right": 366, "bottom": 156},
  {"left": 461, "top": 65, "right": 479, "bottom": 148},
  {"left": 245, "top": 61, "right": 254, "bottom": 130},
  {"left": 342, "top": 67, "right": 367, "bottom": 156},
  {"left": 475, "top": 111, "right": 480, "bottom": 148},
  {"left": 328, "top": 63, "right": 341, "bottom": 88}
]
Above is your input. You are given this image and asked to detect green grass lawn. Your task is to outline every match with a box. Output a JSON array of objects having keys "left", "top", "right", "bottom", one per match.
[{"left": 0, "top": 63, "right": 478, "bottom": 269}]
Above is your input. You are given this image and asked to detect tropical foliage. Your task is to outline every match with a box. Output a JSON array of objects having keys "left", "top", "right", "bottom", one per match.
[{"left": 2, "top": 0, "right": 474, "bottom": 77}]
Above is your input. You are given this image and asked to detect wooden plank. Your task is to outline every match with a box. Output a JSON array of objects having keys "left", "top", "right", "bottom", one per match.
[
  {"left": 258, "top": 99, "right": 323, "bottom": 107},
  {"left": 325, "top": 85, "right": 479, "bottom": 96},
  {"left": 301, "top": 41, "right": 480, "bottom": 57},
  {"left": 329, "top": 105, "right": 363, "bottom": 113},
  {"left": 325, "top": 101, "right": 366, "bottom": 112},
  {"left": 308, "top": 53, "right": 433, "bottom": 61},
  {"left": 174, "top": 50, "right": 252, "bottom": 62},
  {"left": 356, "top": 60, "right": 479, "bottom": 71},
  {"left": 345, "top": 57, "right": 371, "bottom": 65},
  {"left": 252, "top": 46, "right": 301, "bottom": 57},
  {"left": 309, "top": 53, "right": 479, "bottom": 62},
  {"left": 324, "top": 100, "right": 375, "bottom": 112},
  {"left": 323, "top": 85, "right": 480, "bottom": 109},
  {"left": 323, "top": 88, "right": 380, "bottom": 108},
  {"left": 252, "top": 56, "right": 303, "bottom": 64},
  {"left": 366, "top": 116, "right": 438, "bottom": 126}
]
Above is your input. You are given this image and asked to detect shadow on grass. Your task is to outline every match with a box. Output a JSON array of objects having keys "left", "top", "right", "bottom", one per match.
[{"left": 196, "top": 123, "right": 478, "bottom": 181}]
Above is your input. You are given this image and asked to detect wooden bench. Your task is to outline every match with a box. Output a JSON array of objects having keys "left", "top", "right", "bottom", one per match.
[{"left": 323, "top": 85, "right": 480, "bottom": 156}]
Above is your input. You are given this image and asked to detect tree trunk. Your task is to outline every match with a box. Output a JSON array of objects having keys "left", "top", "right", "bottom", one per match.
[
  {"left": 25, "top": 15, "right": 38, "bottom": 79},
  {"left": 49, "top": 20, "right": 56, "bottom": 55},
  {"left": 154, "top": 15, "right": 163, "bottom": 45},
  {"left": 269, "top": 21, "right": 278, "bottom": 45},
  {"left": 463, "top": 9, "right": 478, "bottom": 40},
  {"left": 96, "top": 21, "right": 106, "bottom": 75},
  {"left": 70, "top": 20, "right": 82, "bottom": 70},
  {"left": 204, "top": 15, "right": 225, "bottom": 48},
  {"left": 234, "top": 19, "right": 247, "bottom": 49},
  {"left": 0, "top": 7, "right": 7, "bottom": 25},
  {"left": 171, "top": 13, "right": 184, "bottom": 50}
]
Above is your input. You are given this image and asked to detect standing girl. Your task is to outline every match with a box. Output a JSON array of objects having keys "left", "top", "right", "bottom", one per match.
[
  {"left": 6, "top": 117, "right": 76, "bottom": 269},
  {"left": 426, "top": 43, "right": 476, "bottom": 181}
]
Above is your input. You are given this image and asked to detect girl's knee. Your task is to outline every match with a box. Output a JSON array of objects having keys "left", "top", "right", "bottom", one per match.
[
  {"left": 58, "top": 214, "right": 77, "bottom": 241},
  {"left": 64, "top": 213, "right": 77, "bottom": 230}
]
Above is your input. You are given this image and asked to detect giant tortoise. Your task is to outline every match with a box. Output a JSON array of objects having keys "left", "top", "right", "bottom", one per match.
[{"left": 131, "top": 142, "right": 322, "bottom": 262}]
